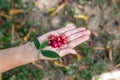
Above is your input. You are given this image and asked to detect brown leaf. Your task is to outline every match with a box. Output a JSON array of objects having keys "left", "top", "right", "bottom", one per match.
[
  {"left": 32, "top": 61, "right": 43, "bottom": 69},
  {"left": 54, "top": 61, "right": 69, "bottom": 68},
  {"left": 118, "top": 24, "right": 120, "bottom": 32},
  {"left": 91, "top": 30, "right": 99, "bottom": 37},
  {"left": 79, "top": 65, "right": 89, "bottom": 70},
  {"left": 109, "top": 0, "right": 116, "bottom": 4},
  {"left": 115, "top": 63, "right": 120, "bottom": 68},
  {"left": 92, "top": 47, "right": 105, "bottom": 51},
  {"left": 0, "top": 12, "right": 12, "bottom": 19},
  {"left": 108, "top": 48, "right": 113, "bottom": 62},
  {"left": 68, "top": 75, "right": 74, "bottom": 80},
  {"left": 23, "top": 28, "right": 32, "bottom": 41},
  {"left": 23, "top": 35, "right": 29, "bottom": 41},
  {"left": 75, "top": 53, "right": 82, "bottom": 61},
  {"left": 9, "top": 8, "right": 26, "bottom": 16},
  {"left": 50, "top": 2, "right": 68, "bottom": 16},
  {"left": 74, "top": 15, "right": 88, "bottom": 21}
]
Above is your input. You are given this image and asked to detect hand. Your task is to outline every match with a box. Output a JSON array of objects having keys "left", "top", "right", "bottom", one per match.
[{"left": 37, "top": 25, "right": 90, "bottom": 60}]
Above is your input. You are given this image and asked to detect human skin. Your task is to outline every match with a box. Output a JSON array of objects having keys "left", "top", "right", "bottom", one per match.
[{"left": 0, "top": 26, "right": 90, "bottom": 74}]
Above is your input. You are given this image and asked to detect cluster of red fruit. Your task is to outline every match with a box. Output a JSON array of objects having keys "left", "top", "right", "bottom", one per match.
[{"left": 48, "top": 34, "right": 67, "bottom": 48}]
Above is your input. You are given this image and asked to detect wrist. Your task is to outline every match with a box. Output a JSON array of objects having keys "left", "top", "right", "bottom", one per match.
[{"left": 30, "top": 42, "right": 40, "bottom": 61}]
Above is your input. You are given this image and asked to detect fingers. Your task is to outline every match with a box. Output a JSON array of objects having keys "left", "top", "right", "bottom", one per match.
[
  {"left": 68, "top": 35, "right": 90, "bottom": 48},
  {"left": 67, "top": 30, "right": 90, "bottom": 42},
  {"left": 59, "top": 48, "right": 77, "bottom": 57},
  {"left": 64, "top": 27, "right": 86, "bottom": 37},
  {"left": 56, "top": 26, "right": 76, "bottom": 34}
]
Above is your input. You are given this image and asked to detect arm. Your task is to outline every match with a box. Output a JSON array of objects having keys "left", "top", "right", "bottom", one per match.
[
  {"left": 0, "top": 26, "right": 90, "bottom": 73},
  {"left": 0, "top": 42, "right": 38, "bottom": 73}
]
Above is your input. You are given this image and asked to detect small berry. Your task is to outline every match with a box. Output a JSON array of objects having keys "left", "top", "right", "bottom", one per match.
[
  {"left": 52, "top": 42, "right": 58, "bottom": 48},
  {"left": 48, "top": 34, "right": 67, "bottom": 48},
  {"left": 57, "top": 41, "right": 62, "bottom": 47},
  {"left": 51, "top": 40, "right": 56, "bottom": 44},
  {"left": 49, "top": 35, "right": 55, "bottom": 40},
  {"left": 60, "top": 34, "right": 66, "bottom": 39},
  {"left": 56, "top": 36, "right": 61, "bottom": 42},
  {"left": 62, "top": 39, "right": 67, "bottom": 44}
]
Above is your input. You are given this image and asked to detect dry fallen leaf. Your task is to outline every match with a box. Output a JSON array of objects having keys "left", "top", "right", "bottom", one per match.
[
  {"left": 68, "top": 75, "right": 74, "bottom": 80},
  {"left": 50, "top": 2, "right": 68, "bottom": 16},
  {"left": 54, "top": 61, "right": 69, "bottom": 68},
  {"left": 79, "top": 65, "right": 89, "bottom": 70},
  {"left": 108, "top": 48, "right": 113, "bottom": 62},
  {"left": 115, "top": 63, "right": 120, "bottom": 68},
  {"left": 32, "top": 61, "right": 43, "bottom": 69},
  {"left": 23, "top": 35, "right": 29, "bottom": 41},
  {"left": 75, "top": 53, "right": 82, "bottom": 61},
  {"left": 92, "top": 47, "right": 105, "bottom": 51},
  {"left": 109, "top": 0, "right": 116, "bottom": 4},
  {"left": 117, "top": 24, "right": 120, "bottom": 32},
  {"left": 9, "top": 8, "right": 26, "bottom": 16},
  {"left": 23, "top": 28, "right": 34, "bottom": 41},
  {"left": 0, "top": 12, "right": 12, "bottom": 19},
  {"left": 91, "top": 30, "right": 99, "bottom": 37},
  {"left": 74, "top": 15, "right": 88, "bottom": 21}
]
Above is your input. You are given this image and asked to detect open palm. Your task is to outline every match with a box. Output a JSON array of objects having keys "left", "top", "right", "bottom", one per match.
[{"left": 38, "top": 24, "right": 90, "bottom": 60}]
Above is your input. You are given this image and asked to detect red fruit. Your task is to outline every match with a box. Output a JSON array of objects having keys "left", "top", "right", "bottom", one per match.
[
  {"left": 60, "top": 34, "right": 66, "bottom": 39},
  {"left": 52, "top": 42, "right": 58, "bottom": 48},
  {"left": 51, "top": 40, "right": 56, "bottom": 44},
  {"left": 57, "top": 41, "right": 62, "bottom": 47},
  {"left": 56, "top": 36, "right": 61, "bottom": 42},
  {"left": 61, "top": 39, "right": 67, "bottom": 44},
  {"left": 49, "top": 35, "right": 55, "bottom": 40}
]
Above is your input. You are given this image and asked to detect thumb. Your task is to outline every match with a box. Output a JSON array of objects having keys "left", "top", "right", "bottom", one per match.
[{"left": 59, "top": 48, "right": 77, "bottom": 57}]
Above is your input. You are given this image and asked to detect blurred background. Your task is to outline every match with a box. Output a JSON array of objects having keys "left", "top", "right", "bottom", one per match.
[{"left": 0, "top": 0, "right": 120, "bottom": 80}]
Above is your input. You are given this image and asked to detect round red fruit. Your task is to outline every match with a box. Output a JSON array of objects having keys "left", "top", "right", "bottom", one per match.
[
  {"left": 62, "top": 39, "right": 67, "bottom": 44},
  {"left": 57, "top": 41, "right": 62, "bottom": 47},
  {"left": 49, "top": 35, "right": 55, "bottom": 40},
  {"left": 60, "top": 34, "right": 66, "bottom": 39},
  {"left": 52, "top": 43, "right": 58, "bottom": 48},
  {"left": 56, "top": 36, "right": 61, "bottom": 42}
]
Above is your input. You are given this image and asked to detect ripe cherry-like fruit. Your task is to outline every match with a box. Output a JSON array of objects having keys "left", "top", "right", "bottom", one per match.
[
  {"left": 60, "top": 34, "right": 66, "bottom": 39},
  {"left": 57, "top": 41, "right": 62, "bottom": 47},
  {"left": 48, "top": 34, "right": 67, "bottom": 48},
  {"left": 61, "top": 39, "right": 67, "bottom": 44},
  {"left": 49, "top": 35, "right": 55, "bottom": 40},
  {"left": 56, "top": 36, "right": 61, "bottom": 42},
  {"left": 52, "top": 42, "right": 58, "bottom": 48}
]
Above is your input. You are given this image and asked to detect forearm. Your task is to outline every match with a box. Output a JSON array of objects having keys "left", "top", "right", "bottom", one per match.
[
  {"left": 0, "top": 74, "right": 2, "bottom": 80},
  {"left": 0, "top": 42, "right": 38, "bottom": 73}
]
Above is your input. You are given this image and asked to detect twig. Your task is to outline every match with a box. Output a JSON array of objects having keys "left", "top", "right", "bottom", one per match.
[
  {"left": 32, "top": 61, "right": 43, "bottom": 69},
  {"left": 50, "top": 2, "right": 68, "bottom": 16},
  {"left": 11, "top": 24, "right": 15, "bottom": 44},
  {"left": 115, "top": 63, "right": 120, "bottom": 68}
]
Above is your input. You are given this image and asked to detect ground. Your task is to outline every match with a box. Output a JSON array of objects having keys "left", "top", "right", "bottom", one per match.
[{"left": 0, "top": 0, "right": 120, "bottom": 80}]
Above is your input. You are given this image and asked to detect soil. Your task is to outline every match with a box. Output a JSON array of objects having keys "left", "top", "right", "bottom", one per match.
[{"left": 23, "top": 0, "right": 120, "bottom": 80}]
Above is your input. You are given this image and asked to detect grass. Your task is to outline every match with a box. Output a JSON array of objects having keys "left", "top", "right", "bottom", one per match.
[{"left": 1, "top": 0, "right": 120, "bottom": 80}]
